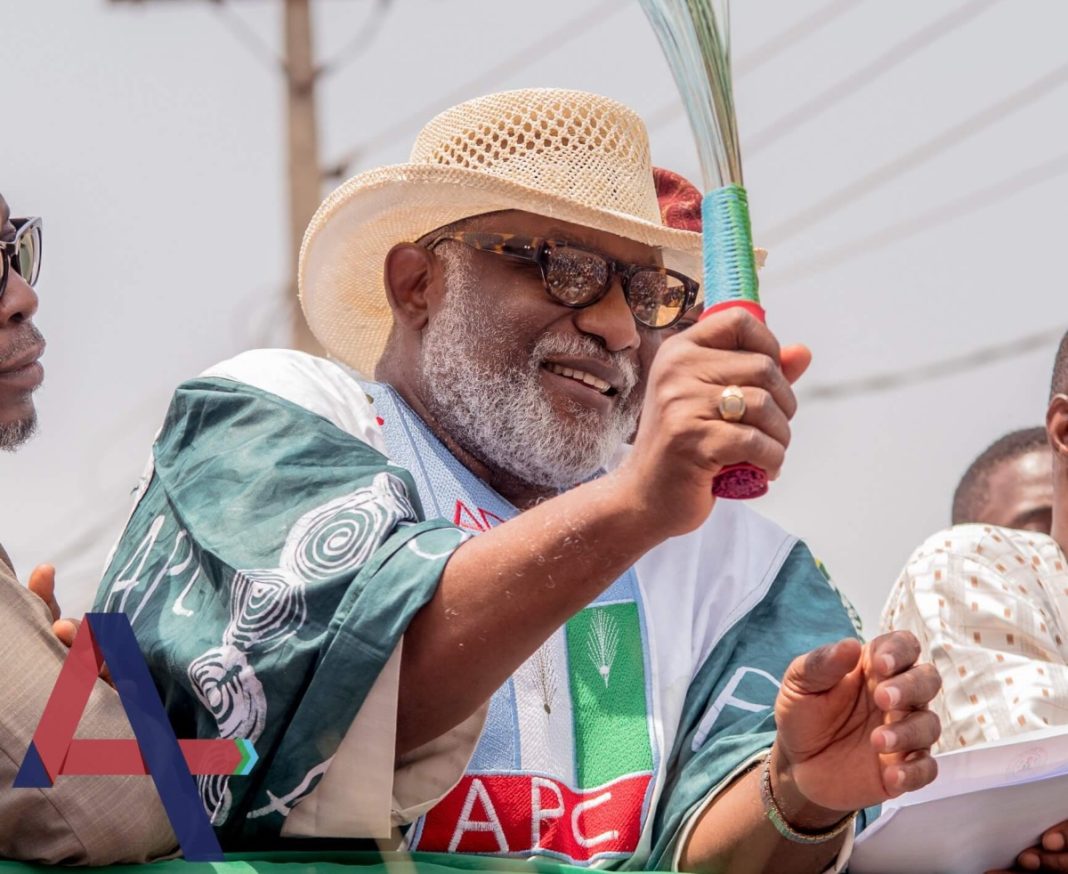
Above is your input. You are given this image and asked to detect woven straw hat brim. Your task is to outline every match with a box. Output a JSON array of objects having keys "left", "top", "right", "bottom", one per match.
[{"left": 299, "top": 162, "right": 703, "bottom": 378}]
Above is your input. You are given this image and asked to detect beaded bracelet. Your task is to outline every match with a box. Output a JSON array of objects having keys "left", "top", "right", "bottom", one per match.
[{"left": 759, "top": 750, "right": 857, "bottom": 845}]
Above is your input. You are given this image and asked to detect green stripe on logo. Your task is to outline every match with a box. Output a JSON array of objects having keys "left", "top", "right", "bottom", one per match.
[{"left": 566, "top": 602, "right": 653, "bottom": 787}]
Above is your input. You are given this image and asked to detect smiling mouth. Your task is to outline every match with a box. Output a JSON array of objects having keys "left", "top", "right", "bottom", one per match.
[{"left": 543, "top": 362, "right": 618, "bottom": 396}]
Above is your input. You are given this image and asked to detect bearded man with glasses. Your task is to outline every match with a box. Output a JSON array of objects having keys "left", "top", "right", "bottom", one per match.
[
  {"left": 90, "top": 91, "right": 941, "bottom": 872},
  {"left": 0, "top": 196, "right": 45, "bottom": 449},
  {"left": 0, "top": 192, "right": 178, "bottom": 863}
]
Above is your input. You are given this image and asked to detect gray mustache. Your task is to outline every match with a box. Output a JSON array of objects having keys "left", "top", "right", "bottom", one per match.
[{"left": 532, "top": 334, "right": 639, "bottom": 395}]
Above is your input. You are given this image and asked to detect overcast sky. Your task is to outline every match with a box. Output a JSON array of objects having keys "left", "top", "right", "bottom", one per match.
[{"left": 2, "top": 0, "right": 1065, "bottom": 630}]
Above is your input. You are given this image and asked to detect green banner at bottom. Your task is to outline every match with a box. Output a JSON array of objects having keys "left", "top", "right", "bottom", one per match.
[{"left": 0, "top": 850, "right": 646, "bottom": 874}]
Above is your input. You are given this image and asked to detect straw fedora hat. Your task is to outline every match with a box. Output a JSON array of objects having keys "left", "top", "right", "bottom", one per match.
[{"left": 299, "top": 88, "right": 704, "bottom": 378}]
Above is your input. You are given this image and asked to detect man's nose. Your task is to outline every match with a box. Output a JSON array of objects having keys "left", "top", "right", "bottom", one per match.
[
  {"left": 572, "top": 280, "right": 640, "bottom": 354},
  {"left": 0, "top": 268, "right": 40, "bottom": 328}
]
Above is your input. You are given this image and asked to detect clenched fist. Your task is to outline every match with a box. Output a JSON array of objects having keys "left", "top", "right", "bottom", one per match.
[{"left": 616, "top": 307, "right": 811, "bottom": 538}]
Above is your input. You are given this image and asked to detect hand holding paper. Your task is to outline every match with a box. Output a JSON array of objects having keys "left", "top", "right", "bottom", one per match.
[
  {"left": 851, "top": 724, "right": 1068, "bottom": 873},
  {"left": 988, "top": 818, "right": 1068, "bottom": 873}
]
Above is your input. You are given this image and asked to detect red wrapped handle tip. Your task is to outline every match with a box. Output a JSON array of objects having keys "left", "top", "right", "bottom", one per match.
[{"left": 700, "top": 301, "right": 769, "bottom": 500}]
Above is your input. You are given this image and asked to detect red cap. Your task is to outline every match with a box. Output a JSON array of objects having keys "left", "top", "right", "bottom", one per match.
[{"left": 653, "top": 166, "right": 702, "bottom": 232}]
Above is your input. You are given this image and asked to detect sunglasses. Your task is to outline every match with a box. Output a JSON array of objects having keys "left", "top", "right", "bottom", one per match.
[
  {"left": 425, "top": 231, "right": 700, "bottom": 329},
  {"left": 0, "top": 217, "right": 43, "bottom": 299}
]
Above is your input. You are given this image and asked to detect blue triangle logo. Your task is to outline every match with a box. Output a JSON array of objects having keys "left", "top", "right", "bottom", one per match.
[{"left": 13, "top": 742, "right": 51, "bottom": 788}]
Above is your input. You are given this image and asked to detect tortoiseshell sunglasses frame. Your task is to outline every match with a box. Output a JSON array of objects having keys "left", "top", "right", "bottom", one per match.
[{"left": 423, "top": 231, "right": 700, "bottom": 330}]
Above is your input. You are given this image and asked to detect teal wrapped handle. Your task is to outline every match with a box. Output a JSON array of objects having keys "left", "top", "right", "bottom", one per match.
[
  {"left": 700, "top": 184, "right": 769, "bottom": 500},
  {"left": 702, "top": 184, "right": 760, "bottom": 307}
]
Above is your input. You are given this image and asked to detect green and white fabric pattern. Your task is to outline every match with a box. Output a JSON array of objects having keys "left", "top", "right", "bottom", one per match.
[{"left": 93, "top": 349, "right": 861, "bottom": 870}]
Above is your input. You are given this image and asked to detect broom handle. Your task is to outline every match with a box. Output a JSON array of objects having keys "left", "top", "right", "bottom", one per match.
[{"left": 700, "top": 184, "right": 770, "bottom": 500}]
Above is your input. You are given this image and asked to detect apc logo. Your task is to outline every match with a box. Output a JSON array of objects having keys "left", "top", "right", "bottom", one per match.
[{"left": 14, "top": 613, "right": 256, "bottom": 861}]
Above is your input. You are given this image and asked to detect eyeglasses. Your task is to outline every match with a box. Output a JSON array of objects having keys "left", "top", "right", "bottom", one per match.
[
  {"left": 0, "top": 217, "right": 43, "bottom": 299},
  {"left": 425, "top": 231, "right": 700, "bottom": 329}
]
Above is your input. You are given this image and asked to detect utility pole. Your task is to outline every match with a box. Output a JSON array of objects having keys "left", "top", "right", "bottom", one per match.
[
  {"left": 111, "top": 0, "right": 324, "bottom": 354},
  {"left": 283, "top": 0, "right": 323, "bottom": 354}
]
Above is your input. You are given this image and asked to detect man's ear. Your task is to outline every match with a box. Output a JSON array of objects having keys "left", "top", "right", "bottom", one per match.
[
  {"left": 384, "top": 242, "right": 438, "bottom": 331},
  {"left": 1047, "top": 394, "right": 1068, "bottom": 460}
]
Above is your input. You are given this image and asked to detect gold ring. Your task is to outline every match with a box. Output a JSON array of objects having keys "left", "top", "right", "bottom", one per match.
[{"left": 718, "top": 385, "right": 747, "bottom": 422}]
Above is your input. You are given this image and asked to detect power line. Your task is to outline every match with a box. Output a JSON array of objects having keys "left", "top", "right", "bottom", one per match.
[
  {"left": 212, "top": 0, "right": 393, "bottom": 82},
  {"left": 210, "top": 0, "right": 287, "bottom": 76},
  {"left": 801, "top": 326, "right": 1065, "bottom": 402},
  {"left": 323, "top": 0, "right": 626, "bottom": 180},
  {"left": 763, "top": 60, "right": 1068, "bottom": 246},
  {"left": 774, "top": 151, "right": 1068, "bottom": 284},
  {"left": 318, "top": 0, "right": 392, "bottom": 78},
  {"left": 645, "top": 0, "right": 862, "bottom": 132},
  {"left": 747, "top": 0, "right": 1002, "bottom": 156},
  {"left": 737, "top": 0, "right": 862, "bottom": 79}
]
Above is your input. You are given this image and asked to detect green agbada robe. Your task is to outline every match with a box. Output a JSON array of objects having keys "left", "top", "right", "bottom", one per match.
[
  {"left": 93, "top": 372, "right": 466, "bottom": 845},
  {"left": 93, "top": 350, "right": 866, "bottom": 868}
]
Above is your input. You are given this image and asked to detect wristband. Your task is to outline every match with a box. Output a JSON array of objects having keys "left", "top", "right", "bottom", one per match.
[{"left": 759, "top": 750, "right": 857, "bottom": 845}]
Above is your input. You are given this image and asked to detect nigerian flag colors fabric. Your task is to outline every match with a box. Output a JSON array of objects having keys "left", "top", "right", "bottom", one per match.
[{"left": 91, "top": 349, "right": 863, "bottom": 869}]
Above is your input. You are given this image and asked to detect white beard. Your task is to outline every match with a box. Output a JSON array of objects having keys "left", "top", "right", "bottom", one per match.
[{"left": 421, "top": 249, "right": 641, "bottom": 490}]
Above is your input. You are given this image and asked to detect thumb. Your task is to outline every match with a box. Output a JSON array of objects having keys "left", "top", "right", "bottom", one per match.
[
  {"left": 54, "top": 618, "right": 80, "bottom": 649},
  {"left": 780, "top": 344, "right": 812, "bottom": 385},
  {"left": 785, "top": 639, "right": 862, "bottom": 695},
  {"left": 28, "top": 564, "right": 59, "bottom": 620}
]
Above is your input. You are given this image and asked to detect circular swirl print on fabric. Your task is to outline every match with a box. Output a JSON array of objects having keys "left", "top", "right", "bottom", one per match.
[
  {"left": 407, "top": 526, "right": 471, "bottom": 560},
  {"left": 282, "top": 472, "right": 417, "bottom": 582},
  {"left": 224, "top": 568, "right": 306, "bottom": 652},
  {"left": 188, "top": 645, "right": 267, "bottom": 741},
  {"left": 197, "top": 773, "right": 233, "bottom": 825}
]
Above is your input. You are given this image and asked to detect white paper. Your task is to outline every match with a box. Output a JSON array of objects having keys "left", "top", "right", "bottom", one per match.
[{"left": 851, "top": 725, "right": 1068, "bottom": 874}]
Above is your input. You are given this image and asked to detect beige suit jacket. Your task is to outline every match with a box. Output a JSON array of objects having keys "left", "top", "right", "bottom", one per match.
[{"left": 0, "top": 548, "right": 178, "bottom": 863}]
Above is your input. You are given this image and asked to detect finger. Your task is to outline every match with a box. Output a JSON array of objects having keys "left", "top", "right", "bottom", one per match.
[
  {"left": 689, "top": 307, "right": 781, "bottom": 363},
  {"left": 27, "top": 564, "right": 60, "bottom": 620},
  {"left": 783, "top": 638, "right": 862, "bottom": 695},
  {"left": 705, "top": 350, "right": 797, "bottom": 421},
  {"left": 1016, "top": 823, "right": 1068, "bottom": 873},
  {"left": 699, "top": 423, "right": 786, "bottom": 482},
  {"left": 1022, "top": 851, "right": 1068, "bottom": 872},
  {"left": 882, "top": 751, "right": 937, "bottom": 796},
  {"left": 875, "top": 662, "right": 942, "bottom": 711},
  {"left": 1017, "top": 850, "right": 1041, "bottom": 871},
  {"left": 867, "top": 631, "right": 922, "bottom": 680},
  {"left": 1041, "top": 822, "right": 1068, "bottom": 853},
  {"left": 780, "top": 344, "right": 812, "bottom": 385},
  {"left": 872, "top": 709, "right": 941, "bottom": 754},
  {"left": 54, "top": 618, "right": 80, "bottom": 649},
  {"left": 713, "top": 386, "right": 792, "bottom": 449}
]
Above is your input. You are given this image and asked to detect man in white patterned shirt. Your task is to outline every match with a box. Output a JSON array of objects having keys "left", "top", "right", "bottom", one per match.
[{"left": 883, "top": 329, "right": 1068, "bottom": 872}]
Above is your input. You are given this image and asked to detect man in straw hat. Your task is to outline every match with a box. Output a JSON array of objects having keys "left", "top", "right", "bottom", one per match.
[{"left": 91, "top": 90, "right": 940, "bottom": 871}]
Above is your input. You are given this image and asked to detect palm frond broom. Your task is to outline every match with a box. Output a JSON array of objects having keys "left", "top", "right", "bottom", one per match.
[{"left": 640, "top": 0, "right": 768, "bottom": 499}]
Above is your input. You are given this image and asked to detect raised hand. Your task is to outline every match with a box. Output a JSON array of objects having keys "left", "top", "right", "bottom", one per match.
[
  {"left": 26, "top": 563, "right": 106, "bottom": 683},
  {"left": 621, "top": 308, "right": 811, "bottom": 538},
  {"left": 27, "top": 563, "right": 59, "bottom": 620},
  {"left": 26, "top": 563, "right": 78, "bottom": 646},
  {"left": 773, "top": 631, "right": 942, "bottom": 814}
]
